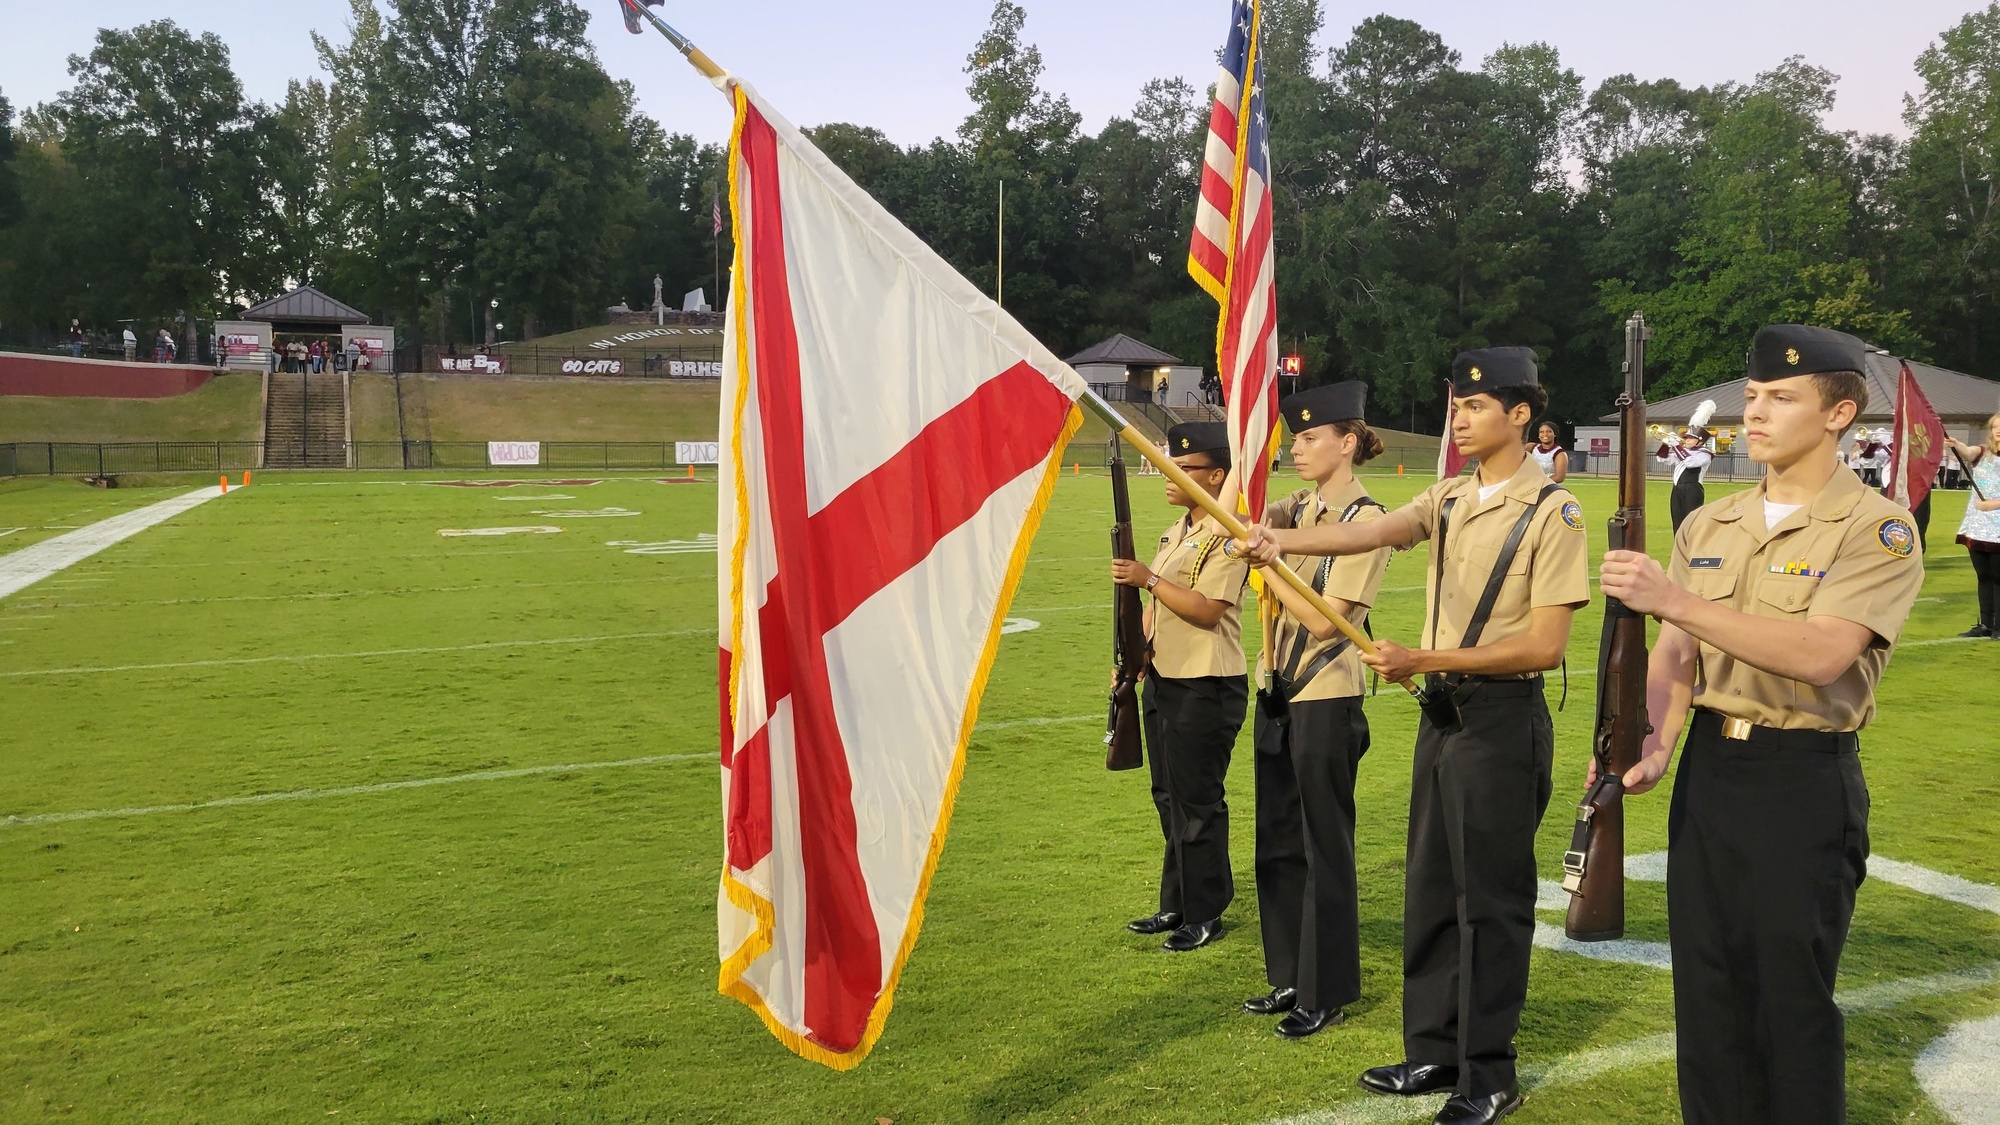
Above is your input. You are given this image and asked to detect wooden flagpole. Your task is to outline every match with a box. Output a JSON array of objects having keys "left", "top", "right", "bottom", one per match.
[{"left": 623, "top": 0, "right": 728, "bottom": 80}]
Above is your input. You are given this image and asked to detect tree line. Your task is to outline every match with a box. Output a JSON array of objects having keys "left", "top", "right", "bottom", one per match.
[{"left": 3, "top": 0, "right": 1999, "bottom": 426}]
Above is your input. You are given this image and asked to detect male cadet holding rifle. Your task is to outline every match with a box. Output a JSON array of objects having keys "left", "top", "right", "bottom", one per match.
[
  {"left": 1240, "top": 348, "right": 1587, "bottom": 1125},
  {"left": 1596, "top": 325, "right": 1924, "bottom": 1125}
]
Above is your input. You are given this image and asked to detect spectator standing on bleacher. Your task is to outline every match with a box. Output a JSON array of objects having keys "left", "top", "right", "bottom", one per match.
[
  {"left": 69, "top": 319, "right": 84, "bottom": 357},
  {"left": 122, "top": 326, "right": 137, "bottom": 360}
]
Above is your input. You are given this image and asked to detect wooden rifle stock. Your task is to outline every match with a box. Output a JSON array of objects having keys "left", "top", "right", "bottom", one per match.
[
  {"left": 1106, "top": 449, "right": 1147, "bottom": 770},
  {"left": 1563, "top": 311, "right": 1654, "bottom": 941}
]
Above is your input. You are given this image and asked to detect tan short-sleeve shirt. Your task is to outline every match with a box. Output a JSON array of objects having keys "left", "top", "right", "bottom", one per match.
[
  {"left": 1147, "top": 511, "right": 1250, "bottom": 679},
  {"left": 1263, "top": 478, "right": 1392, "bottom": 700},
  {"left": 1672, "top": 467, "right": 1924, "bottom": 731},
  {"left": 1385, "top": 457, "right": 1589, "bottom": 672}
]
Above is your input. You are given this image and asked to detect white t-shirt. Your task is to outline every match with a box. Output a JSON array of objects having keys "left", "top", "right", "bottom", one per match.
[
  {"left": 1528, "top": 444, "right": 1562, "bottom": 476},
  {"left": 1764, "top": 500, "right": 1803, "bottom": 529},
  {"left": 1478, "top": 482, "right": 1505, "bottom": 505}
]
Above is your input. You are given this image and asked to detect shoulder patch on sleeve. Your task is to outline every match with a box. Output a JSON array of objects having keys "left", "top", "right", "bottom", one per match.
[
  {"left": 1875, "top": 516, "right": 1916, "bottom": 558},
  {"left": 1560, "top": 499, "right": 1585, "bottom": 532}
]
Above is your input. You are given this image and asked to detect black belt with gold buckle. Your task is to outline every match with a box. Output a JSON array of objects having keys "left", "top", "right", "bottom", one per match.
[{"left": 1691, "top": 708, "right": 1858, "bottom": 753}]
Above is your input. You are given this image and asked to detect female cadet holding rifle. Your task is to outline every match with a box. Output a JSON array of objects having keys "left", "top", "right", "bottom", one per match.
[
  {"left": 1241, "top": 381, "right": 1393, "bottom": 1040},
  {"left": 1111, "top": 422, "right": 1251, "bottom": 953}
]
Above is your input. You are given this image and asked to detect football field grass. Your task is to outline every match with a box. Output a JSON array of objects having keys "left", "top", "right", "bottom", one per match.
[{"left": 1, "top": 469, "right": 1996, "bottom": 1123}]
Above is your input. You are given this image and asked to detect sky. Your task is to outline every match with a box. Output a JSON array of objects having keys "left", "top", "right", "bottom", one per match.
[{"left": 0, "top": 0, "right": 1988, "bottom": 146}]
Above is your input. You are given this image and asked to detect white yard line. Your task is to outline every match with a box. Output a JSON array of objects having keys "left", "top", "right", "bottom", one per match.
[
  {"left": 0, "top": 753, "right": 715, "bottom": 826},
  {"left": 1917, "top": 1014, "right": 2000, "bottom": 1125},
  {"left": 0, "top": 486, "right": 228, "bottom": 601},
  {"left": 0, "top": 628, "right": 712, "bottom": 679},
  {"left": 1871, "top": 858, "right": 2000, "bottom": 916},
  {"left": 0, "top": 713, "right": 1100, "bottom": 827},
  {"left": 12, "top": 575, "right": 637, "bottom": 612},
  {"left": 1262, "top": 961, "right": 2000, "bottom": 1125}
]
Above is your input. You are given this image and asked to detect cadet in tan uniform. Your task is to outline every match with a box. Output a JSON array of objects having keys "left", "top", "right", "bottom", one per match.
[
  {"left": 1242, "top": 348, "right": 1588, "bottom": 1125},
  {"left": 1598, "top": 325, "right": 1925, "bottom": 1125},
  {"left": 1112, "top": 422, "right": 1251, "bottom": 952},
  {"left": 1242, "top": 381, "right": 1393, "bottom": 1039}
]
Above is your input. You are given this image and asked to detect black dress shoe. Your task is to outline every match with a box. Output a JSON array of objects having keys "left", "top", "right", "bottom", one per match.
[
  {"left": 1274, "top": 1006, "right": 1343, "bottom": 1039},
  {"left": 1161, "top": 918, "right": 1223, "bottom": 951},
  {"left": 1432, "top": 1089, "right": 1522, "bottom": 1124},
  {"left": 1960, "top": 623, "right": 1993, "bottom": 638},
  {"left": 1242, "top": 987, "right": 1297, "bottom": 1015},
  {"left": 1126, "top": 911, "right": 1181, "bottom": 935},
  {"left": 1359, "top": 1062, "right": 1460, "bottom": 1096}
]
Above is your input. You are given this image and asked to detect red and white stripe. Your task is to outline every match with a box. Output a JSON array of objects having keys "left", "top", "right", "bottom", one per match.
[
  {"left": 1188, "top": 32, "right": 1244, "bottom": 301},
  {"left": 715, "top": 77, "right": 1085, "bottom": 1070}
]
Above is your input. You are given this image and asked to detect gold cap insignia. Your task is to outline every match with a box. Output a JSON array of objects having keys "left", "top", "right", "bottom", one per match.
[
  {"left": 1179, "top": 438, "right": 1190, "bottom": 449},
  {"left": 1469, "top": 366, "right": 1483, "bottom": 381},
  {"left": 1299, "top": 408, "right": 1312, "bottom": 421},
  {"left": 1785, "top": 347, "right": 1800, "bottom": 366}
]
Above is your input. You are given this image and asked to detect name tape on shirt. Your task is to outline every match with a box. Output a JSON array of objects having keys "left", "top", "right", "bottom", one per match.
[{"left": 1688, "top": 557, "right": 1724, "bottom": 569}]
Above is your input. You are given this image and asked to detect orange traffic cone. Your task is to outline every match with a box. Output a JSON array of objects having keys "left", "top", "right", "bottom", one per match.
[
  {"left": 219, "top": 476, "right": 228, "bottom": 494},
  {"left": 243, "top": 471, "right": 252, "bottom": 486},
  {"left": 686, "top": 464, "right": 696, "bottom": 480}
]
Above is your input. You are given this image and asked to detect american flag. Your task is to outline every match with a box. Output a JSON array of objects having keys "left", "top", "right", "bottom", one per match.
[
  {"left": 713, "top": 191, "right": 724, "bottom": 236},
  {"left": 1189, "top": 0, "right": 1280, "bottom": 518}
]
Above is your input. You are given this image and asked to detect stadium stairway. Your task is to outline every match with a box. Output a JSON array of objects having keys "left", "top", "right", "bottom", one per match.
[
  {"left": 263, "top": 371, "right": 349, "bottom": 468},
  {"left": 1166, "top": 402, "right": 1225, "bottom": 424}
]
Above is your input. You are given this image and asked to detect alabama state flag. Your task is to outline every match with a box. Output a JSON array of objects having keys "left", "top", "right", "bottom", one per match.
[{"left": 712, "top": 76, "right": 1086, "bottom": 1068}]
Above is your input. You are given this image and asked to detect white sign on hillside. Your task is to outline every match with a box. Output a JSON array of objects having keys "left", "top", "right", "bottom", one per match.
[
  {"left": 675, "top": 442, "right": 719, "bottom": 465},
  {"left": 488, "top": 441, "right": 542, "bottom": 467}
]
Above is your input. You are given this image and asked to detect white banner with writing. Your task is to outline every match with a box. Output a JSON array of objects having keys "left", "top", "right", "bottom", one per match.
[{"left": 488, "top": 441, "right": 542, "bottom": 467}]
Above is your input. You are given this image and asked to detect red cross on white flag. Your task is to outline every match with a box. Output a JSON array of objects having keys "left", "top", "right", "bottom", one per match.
[{"left": 714, "top": 78, "right": 1086, "bottom": 1069}]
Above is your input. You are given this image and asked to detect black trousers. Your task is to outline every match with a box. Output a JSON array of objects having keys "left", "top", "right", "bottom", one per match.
[
  {"left": 1143, "top": 672, "right": 1247, "bottom": 924},
  {"left": 1671, "top": 476, "right": 1706, "bottom": 533},
  {"left": 1668, "top": 716, "right": 1869, "bottom": 1125},
  {"left": 1252, "top": 694, "right": 1369, "bottom": 1010},
  {"left": 1403, "top": 680, "right": 1553, "bottom": 1098},
  {"left": 1970, "top": 547, "right": 1999, "bottom": 630}
]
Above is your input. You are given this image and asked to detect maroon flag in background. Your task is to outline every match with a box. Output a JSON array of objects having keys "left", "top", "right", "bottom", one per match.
[
  {"left": 1436, "top": 390, "right": 1469, "bottom": 479},
  {"left": 1887, "top": 361, "right": 1944, "bottom": 512}
]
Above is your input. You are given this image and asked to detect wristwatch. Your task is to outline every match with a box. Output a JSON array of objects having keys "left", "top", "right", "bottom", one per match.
[{"left": 1145, "top": 575, "right": 1161, "bottom": 591}]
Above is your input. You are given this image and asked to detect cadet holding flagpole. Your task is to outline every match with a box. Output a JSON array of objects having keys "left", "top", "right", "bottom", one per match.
[
  {"left": 1243, "top": 381, "right": 1392, "bottom": 1039},
  {"left": 1240, "top": 349, "right": 1587, "bottom": 1125}
]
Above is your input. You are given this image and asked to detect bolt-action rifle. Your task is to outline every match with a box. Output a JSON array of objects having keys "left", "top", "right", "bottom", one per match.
[
  {"left": 1562, "top": 311, "right": 1655, "bottom": 941},
  {"left": 1105, "top": 445, "right": 1147, "bottom": 771}
]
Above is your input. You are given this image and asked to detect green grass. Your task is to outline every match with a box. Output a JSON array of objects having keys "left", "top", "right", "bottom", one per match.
[
  {"left": 0, "top": 373, "right": 265, "bottom": 443},
  {"left": 0, "top": 471, "right": 1995, "bottom": 1123},
  {"left": 362, "top": 374, "right": 725, "bottom": 445}
]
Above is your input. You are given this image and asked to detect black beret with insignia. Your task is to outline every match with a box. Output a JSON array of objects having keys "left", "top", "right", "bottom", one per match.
[
  {"left": 1747, "top": 324, "right": 1867, "bottom": 382},
  {"left": 1166, "top": 421, "right": 1231, "bottom": 465},
  {"left": 1281, "top": 380, "right": 1367, "bottom": 433},
  {"left": 1450, "top": 347, "right": 1538, "bottom": 397}
]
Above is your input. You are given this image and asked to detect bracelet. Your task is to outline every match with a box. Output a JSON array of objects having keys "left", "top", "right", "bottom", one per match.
[{"left": 1145, "top": 575, "right": 1160, "bottom": 591}]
